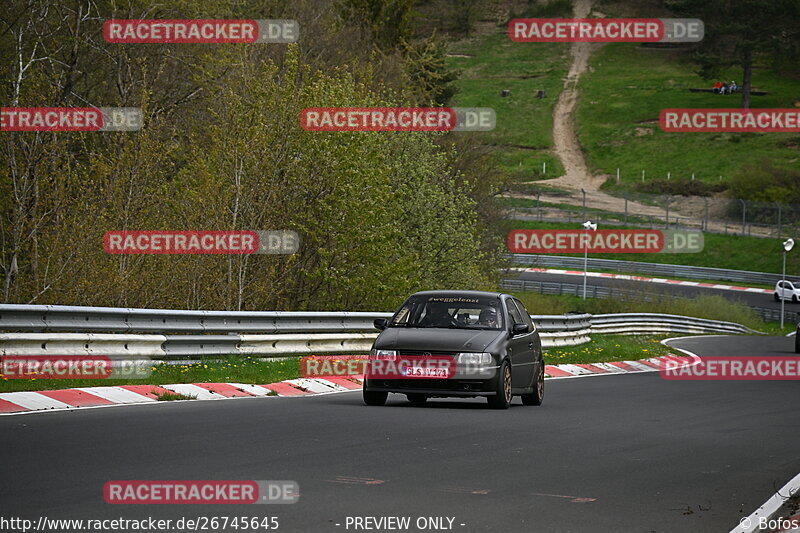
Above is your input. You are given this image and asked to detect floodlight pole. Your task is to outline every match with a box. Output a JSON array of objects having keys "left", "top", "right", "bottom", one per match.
[
  {"left": 583, "top": 239, "right": 588, "bottom": 300},
  {"left": 781, "top": 248, "right": 787, "bottom": 329},
  {"left": 781, "top": 238, "right": 795, "bottom": 329},
  {"left": 582, "top": 221, "right": 596, "bottom": 300}
]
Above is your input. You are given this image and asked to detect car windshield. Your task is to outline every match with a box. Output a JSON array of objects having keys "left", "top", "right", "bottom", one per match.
[{"left": 389, "top": 295, "right": 504, "bottom": 330}]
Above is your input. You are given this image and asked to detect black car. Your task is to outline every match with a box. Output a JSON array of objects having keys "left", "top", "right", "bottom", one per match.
[{"left": 363, "top": 290, "right": 544, "bottom": 409}]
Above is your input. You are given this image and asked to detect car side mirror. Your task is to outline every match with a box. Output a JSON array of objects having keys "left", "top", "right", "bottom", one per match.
[
  {"left": 374, "top": 318, "right": 389, "bottom": 331},
  {"left": 512, "top": 323, "right": 529, "bottom": 335}
]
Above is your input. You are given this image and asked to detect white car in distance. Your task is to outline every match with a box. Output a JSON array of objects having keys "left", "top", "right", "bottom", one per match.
[{"left": 774, "top": 280, "right": 800, "bottom": 302}]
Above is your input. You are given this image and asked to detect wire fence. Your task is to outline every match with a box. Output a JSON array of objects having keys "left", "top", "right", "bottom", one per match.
[{"left": 507, "top": 188, "right": 800, "bottom": 239}]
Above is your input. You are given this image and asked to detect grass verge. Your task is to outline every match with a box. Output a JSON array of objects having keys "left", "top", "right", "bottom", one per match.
[
  {"left": 156, "top": 391, "right": 196, "bottom": 401},
  {"left": 544, "top": 334, "right": 671, "bottom": 365},
  {"left": 0, "top": 356, "right": 300, "bottom": 393}
]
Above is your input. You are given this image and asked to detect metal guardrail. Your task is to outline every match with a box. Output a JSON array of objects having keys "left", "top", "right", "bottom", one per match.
[
  {"left": 590, "top": 313, "right": 760, "bottom": 335},
  {"left": 0, "top": 304, "right": 389, "bottom": 333},
  {"left": 0, "top": 304, "right": 591, "bottom": 353},
  {"left": 0, "top": 304, "right": 760, "bottom": 357},
  {"left": 506, "top": 254, "right": 783, "bottom": 285},
  {"left": 499, "top": 278, "right": 800, "bottom": 325}
]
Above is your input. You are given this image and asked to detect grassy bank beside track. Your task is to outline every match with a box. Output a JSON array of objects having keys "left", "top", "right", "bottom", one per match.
[
  {"left": 576, "top": 43, "right": 800, "bottom": 188},
  {"left": 446, "top": 32, "right": 568, "bottom": 182},
  {"left": 512, "top": 291, "right": 787, "bottom": 335},
  {"left": 506, "top": 220, "right": 800, "bottom": 274},
  {"left": 544, "top": 334, "right": 671, "bottom": 364}
]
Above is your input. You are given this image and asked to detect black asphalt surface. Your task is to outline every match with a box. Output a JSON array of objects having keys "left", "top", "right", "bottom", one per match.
[
  {"left": 1, "top": 336, "right": 798, "bottom": 533},
  {"left": 516, "top": 270, "right": 789, "bottom": 311}
]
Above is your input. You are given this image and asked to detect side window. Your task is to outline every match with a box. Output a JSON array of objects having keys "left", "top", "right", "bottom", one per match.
[
  {"left": 512, "top": 299, "right": 535, "bottom": 332},
  {"left": 506, "top": 298, "right": 524, "bottom": 328}
]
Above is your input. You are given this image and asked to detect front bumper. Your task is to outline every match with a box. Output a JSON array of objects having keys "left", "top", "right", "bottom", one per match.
[{"left": 363, "top": 374, "right": 499, "bottom": 397}]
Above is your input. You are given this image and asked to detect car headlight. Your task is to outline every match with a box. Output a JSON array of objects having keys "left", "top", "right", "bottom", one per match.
[
  {"left": 457, "top": 352, "right": 493, "bottom": 365},
  {"left": 370, "top": 349, "right": 397, "bottom": 360}
]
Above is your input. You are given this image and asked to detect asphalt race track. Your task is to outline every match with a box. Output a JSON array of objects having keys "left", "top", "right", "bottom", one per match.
[
  {"left": 517, "top": 270, "right": 790, "bottom": 311},
  {"left": 1, "top": 336, "right": 798, "bottom": 533}
]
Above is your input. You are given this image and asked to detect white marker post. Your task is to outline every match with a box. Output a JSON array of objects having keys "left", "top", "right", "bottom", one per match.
[{"left": 582, "top": 220, "right": 598, "bottom": 300}]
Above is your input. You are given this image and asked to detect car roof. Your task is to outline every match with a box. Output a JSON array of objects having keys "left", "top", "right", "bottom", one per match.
[{"left": 408, "top": 290, "right": 508, "bottom": 299}]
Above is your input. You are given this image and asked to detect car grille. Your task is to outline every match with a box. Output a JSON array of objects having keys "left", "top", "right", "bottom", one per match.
[
  {"left": 398, "top": 350, "right": 457, "bottom": 357},
  {"left": 382, "top": 379, "right": 455, "bottom": 390}
]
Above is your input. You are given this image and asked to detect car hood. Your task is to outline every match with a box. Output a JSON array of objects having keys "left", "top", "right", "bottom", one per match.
[{"left": 376, "top": 327, "right": 503, "bottom": 352}]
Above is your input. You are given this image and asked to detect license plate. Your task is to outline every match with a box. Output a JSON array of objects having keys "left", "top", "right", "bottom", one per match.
[{"left": 402, "top": 366, "right": 451, "bottom": 378}]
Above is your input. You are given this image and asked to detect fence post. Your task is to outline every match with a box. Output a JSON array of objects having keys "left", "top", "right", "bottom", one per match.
[
  {"left": 536, "top": 191, "right": 541, "bottom": 221},
  {"left": 581, "top": 188, "right": 586, "bottom": 221},
  {"left": 624, "top": 194, "right": 628, "bottom": 225},
  {"left": 664, "top": 196, "right": 670, "bottom": 229},
  {"left": 777, "top": 202, "right": 782, "bottom": 239},
  {"left": 739, "top": 199, "right": 746, "bottom": 235},
  {"left": 703, "top": 198, "right": 709, "bottom": 231}
]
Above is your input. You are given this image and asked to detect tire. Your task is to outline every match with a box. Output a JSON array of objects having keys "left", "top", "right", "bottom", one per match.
[
  {"left": 406, "top": 393, "right": 428, "bottom": 405},
  {"left": 363, "top": 388, "right": 388, "bottom": 406},
  {"left": 795, "top": 329, "right": 800, "bottom": 354},
  {"left": 487, "top": 360, "right": 512, "bottom": 409},
  {"left": 774, "top": 293, "right": 780, "bottom": 301},
  {"left": 521, "top": 363, "right": 544, "bottom": 406},
  {"left": 793, "top": 295, "right": 799, "bottom": 304}
]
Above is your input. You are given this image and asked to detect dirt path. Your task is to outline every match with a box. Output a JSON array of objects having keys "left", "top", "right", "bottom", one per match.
[
  {"left": 549, "top": 0, "right": 601, "bottom": 190},
  {"left": 520, "top": 0, "right": 666, "bottom": 218},
  {"left": 499, "top": 1, "right": 773, "bottom": 236}
]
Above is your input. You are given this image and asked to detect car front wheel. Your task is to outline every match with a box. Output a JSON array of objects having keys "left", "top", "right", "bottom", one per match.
[
  {"left": 487, "top": 360, "right": 512, "bottom": 409},
  {"left": 363, "top": 388, "right": 388, "bottom": 406},
  {"left": 406, "top": 393, "right": 428, "bottom": 405},
  {"left": 521, "top": 363, "right": 544, "bottom": 406}
]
